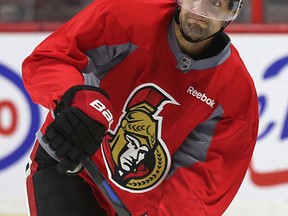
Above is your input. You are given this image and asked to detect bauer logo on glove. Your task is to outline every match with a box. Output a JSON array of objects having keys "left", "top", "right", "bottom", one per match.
[
  {"left": 43, "top": 85, "right": 113, "bottom": 175},
  {"left": 90, "top": 99, "right": 113, "bottom": 123}
]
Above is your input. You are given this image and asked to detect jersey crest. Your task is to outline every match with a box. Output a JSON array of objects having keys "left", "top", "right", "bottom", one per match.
[{"left": 102, "top": 83, "right": 179, "bottom": 193}]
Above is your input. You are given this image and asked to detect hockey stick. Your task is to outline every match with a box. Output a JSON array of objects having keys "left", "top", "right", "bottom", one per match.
[
  {"left": 39, "top": 129, "right": 131, "bottom": 215},
  {"left": 80, "top": 156, "right": 132, "bottom": 216}
]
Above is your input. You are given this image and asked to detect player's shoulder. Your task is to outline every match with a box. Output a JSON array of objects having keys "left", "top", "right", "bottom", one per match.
[
  {"left": 224, "top": 41, "right": 249, "bottom": 76},
  {"left": 108, "top": 0, "right": 175, "bottom": 8},
  {"left": 223, "top": 43, "right": 257, "bottom": 98},
  {"left": 107, "top": 0, "right": 176, "bottom": 21}
]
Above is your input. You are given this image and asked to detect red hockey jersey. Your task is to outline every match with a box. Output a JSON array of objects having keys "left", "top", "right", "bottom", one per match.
[{"left": 22, "top": 0, "right": 259, "bottom": 215}]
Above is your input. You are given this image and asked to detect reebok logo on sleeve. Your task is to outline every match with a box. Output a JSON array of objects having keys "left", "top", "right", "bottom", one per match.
[{"left": 187, "top": 86, "right": 215, "bottom": 108}]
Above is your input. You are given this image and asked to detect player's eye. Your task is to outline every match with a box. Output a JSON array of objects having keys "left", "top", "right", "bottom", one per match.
[{"left": 210, "top": 0, "right": 222, "bottom": 7}]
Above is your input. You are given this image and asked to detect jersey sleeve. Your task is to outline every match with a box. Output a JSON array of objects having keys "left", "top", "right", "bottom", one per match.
[
  {"left": 22, "top": 0, "right": 126, "bottom": 109},
  {"left": 158, "top": 94, "right": 259, "bottom": 215}
]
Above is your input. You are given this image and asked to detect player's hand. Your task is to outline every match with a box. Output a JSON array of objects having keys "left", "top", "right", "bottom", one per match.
[{"left": 43, "top": 85, "right": 113, "bottom": 174}]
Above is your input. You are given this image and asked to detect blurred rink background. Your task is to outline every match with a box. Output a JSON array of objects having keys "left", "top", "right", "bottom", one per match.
[{"left": 0, "top": 0, "right": 288, "bottom": 215}]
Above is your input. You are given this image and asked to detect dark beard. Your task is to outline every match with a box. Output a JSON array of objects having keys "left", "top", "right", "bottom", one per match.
[{"left": 181, "top": 22, "right": 208, "bottom": 41}]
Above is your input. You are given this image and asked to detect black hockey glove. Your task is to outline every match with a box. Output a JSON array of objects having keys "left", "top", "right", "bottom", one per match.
[{"left": 43, "top": 85, "right": 113, "bottom": 175}]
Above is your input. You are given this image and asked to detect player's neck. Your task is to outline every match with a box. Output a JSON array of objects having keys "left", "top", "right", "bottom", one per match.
[{"left": 173, "top": 21, "right": 214, "bottom": 58}]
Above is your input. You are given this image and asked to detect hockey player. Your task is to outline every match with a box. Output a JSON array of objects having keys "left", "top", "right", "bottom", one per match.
[{"left": 22, "top": 0, "right": 259, "bottom": 215}]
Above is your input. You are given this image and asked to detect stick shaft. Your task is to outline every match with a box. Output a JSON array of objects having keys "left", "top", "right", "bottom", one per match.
[{"left": 81, "top": 156, "right": 132, "bottom": 216}]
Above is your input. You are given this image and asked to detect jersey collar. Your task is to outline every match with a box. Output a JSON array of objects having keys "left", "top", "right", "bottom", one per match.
[{"left": 168, "top": 18, "right": 231, "bottom": 72}]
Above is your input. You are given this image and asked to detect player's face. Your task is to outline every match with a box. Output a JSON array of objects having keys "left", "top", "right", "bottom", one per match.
[
  {"left": 179, "top": 0, "right": 237, "bottom": 21},
  {"left": 178, "top": 7, "right": 226, "bottom": 41}
]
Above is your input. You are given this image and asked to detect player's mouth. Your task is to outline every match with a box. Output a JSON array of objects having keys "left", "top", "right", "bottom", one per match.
[{"left": 188, "top": 14, "right": 209, "bottom": 25}]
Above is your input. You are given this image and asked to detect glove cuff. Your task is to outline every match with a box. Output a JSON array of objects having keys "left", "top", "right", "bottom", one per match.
[
  {"left": 73, "top": 89, "right": 113, "bottom": 131},
  {"left": 55, "top": 85, "right": 114, "bottom": 131}
]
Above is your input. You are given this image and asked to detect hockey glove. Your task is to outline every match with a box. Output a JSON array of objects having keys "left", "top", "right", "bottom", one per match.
[{"left": 43, "top": 85, "right": 113, "bottom": 175}]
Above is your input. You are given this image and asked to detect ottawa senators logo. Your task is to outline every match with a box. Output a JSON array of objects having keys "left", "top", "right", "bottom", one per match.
[{"left": 102, "top": 83, "right": 179, "bottom": 193}]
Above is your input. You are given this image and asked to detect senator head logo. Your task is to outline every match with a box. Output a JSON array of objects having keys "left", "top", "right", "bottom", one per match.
[{"left": 102, "top": 83, "right": 179, "bottom": 193}]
